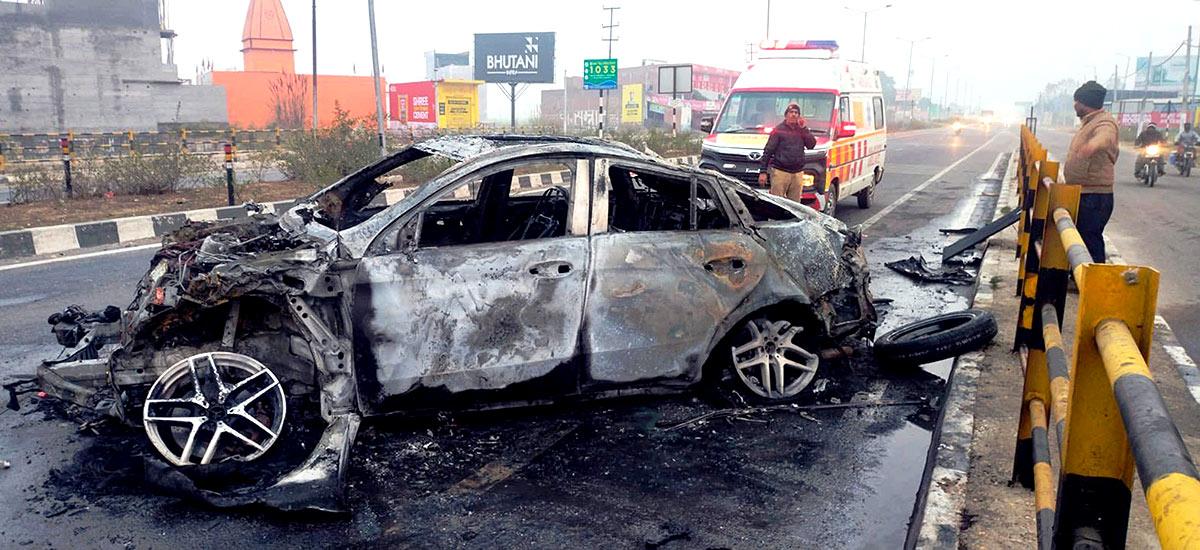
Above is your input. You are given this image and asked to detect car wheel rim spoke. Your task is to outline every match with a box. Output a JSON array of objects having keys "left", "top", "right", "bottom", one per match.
[{"left": 143, "top": 352, "right": 286, "bottom": 467}]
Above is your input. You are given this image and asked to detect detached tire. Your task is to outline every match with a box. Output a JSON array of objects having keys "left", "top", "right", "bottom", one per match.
[{"left": 874, "top": 309, "right": 997, "bottom": 366}]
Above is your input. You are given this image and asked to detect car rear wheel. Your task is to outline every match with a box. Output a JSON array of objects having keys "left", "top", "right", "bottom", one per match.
[{"left": 724, "top": 317, "right": 821, "bottom": 403}]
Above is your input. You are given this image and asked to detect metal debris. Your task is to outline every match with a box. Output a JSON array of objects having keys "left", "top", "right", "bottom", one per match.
[
  {"left": 885, "top": 256, "right": 976, "bottom": 285},
  {"left": 656, "top": 400, "right": 928, "bottom": 431}
]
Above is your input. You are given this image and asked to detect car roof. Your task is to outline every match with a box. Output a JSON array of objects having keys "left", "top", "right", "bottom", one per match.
[{"left": 413, "top": 134, "right": 649, "bottom": 162}]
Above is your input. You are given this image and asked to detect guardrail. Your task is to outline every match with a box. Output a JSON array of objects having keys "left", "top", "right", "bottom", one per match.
[{"left": 1010, "top": 124, "right": 1200, "bottom": 549}]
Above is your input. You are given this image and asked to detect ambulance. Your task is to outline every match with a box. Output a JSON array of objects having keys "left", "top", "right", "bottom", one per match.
[{"left": 699, "top": 40, "right": 886, "bottom": 217}]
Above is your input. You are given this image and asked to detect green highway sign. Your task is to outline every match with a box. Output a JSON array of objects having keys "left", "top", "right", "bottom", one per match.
[{"left": 583, "top": 58, "right": 618, "bottom": 90}]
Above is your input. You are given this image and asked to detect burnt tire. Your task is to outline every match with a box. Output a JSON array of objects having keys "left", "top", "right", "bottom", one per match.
[{"left": 873, "top": 309, "right": 997, "bottom": 366}]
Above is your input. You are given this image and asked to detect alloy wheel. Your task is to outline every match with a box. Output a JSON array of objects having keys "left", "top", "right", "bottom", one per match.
[
  {"left": 729, "top": 319, "right": 820, "bottom": 399},
  {"left": 143, "top": 352, "right": 287, "bottom": 466}
]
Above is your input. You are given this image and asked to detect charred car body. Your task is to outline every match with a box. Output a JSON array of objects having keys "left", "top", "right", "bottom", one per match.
[{"left": 8, "top": 136, "right": 876, "bottom": 511}]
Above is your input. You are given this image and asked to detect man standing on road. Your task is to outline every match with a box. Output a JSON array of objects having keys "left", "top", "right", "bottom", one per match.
[
  {"left": 1063, "top": 81, "right": 1118, "bottom": 263},
  {"left": 759, "top": 103, "right": 817, "bottom": 201}
]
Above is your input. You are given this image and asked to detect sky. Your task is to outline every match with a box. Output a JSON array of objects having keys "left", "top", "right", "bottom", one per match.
[{"left": 165, "top": 0, "right": 1200, "bottom": 124}]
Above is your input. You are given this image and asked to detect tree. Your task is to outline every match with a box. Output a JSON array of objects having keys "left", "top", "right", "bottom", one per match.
[{"left": 880, "top": 71, "right": 897, "bottom": 109}]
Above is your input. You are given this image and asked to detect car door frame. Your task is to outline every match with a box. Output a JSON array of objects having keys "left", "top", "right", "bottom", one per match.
[
  {"left": 581, "top": 157, "right": 765, "bottom": 390},
  {"left": 350, "top": 154, "right": 595, "bottom": 414}
]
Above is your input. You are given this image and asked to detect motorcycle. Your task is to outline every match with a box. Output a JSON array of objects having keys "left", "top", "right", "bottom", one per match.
[
  {"left": 1175, "top": 145, "right": 1195, "bottom": 177},
  {"left": 952, "top": 121, "right": 963, "bottom": 136},
  {"left": 1140, "top": 143, "right": 1164, "bottom": 187}
]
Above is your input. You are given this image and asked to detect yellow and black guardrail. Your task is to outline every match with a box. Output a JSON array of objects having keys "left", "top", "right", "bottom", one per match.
[{"left": 1011, "top": 125, "right": 1200, "bottom": 549}]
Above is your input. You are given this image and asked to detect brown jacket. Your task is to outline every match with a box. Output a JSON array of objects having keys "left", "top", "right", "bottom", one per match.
[{"left": 1063, "top": 110, "right": 1119, "bottom": 194}]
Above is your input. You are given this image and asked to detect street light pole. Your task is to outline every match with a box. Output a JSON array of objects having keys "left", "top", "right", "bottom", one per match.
[
  {"left": 311, "top": 0, "right": 317, "bottom": 133},
  {"left": 367, "top": 0, "right": 386, "bottom": 156},
  {"left": 901, "top": 36, "right": 931, "bottom": 120},
  {"left": 845, "top": 4, "right": 892, "bottom": 63}
]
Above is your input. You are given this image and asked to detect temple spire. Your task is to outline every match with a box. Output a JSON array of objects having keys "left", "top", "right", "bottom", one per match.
[{"left": 241, "top": 0, "right": 295, "bottom": 73}]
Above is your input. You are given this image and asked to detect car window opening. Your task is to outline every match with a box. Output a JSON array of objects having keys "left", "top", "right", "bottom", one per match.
[
  {"left": 417, "top": 161, "right": 575, "bottom": 248},
  {"left": 734, "top": 188, "right": 799, "bottom": 222},
  {"left": 608, "top": 167, "right": 730, "bottom": 232}
]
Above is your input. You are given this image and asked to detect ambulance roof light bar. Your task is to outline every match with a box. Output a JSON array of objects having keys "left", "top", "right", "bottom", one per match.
[{"left": 758, "top": 40, "right": 839, "bottom": 51}]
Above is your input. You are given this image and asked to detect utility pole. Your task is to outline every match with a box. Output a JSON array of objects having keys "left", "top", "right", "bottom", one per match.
[
  {"left": 943, "top": 66, "right": 950, "bottom": 118},
  {"left": 367, "top": 0, "right": 386, "bottom": 156},
  {"left": 765, "top": 0, "right": 771, "bottom": 39},
  {"left": 928, "top": 56, "right": 937, "bottom": 121},
  {"left": 311, "top": 0, "right": 318, "bottom": 132},
  {"left": 1141, "top": 51, "right": 1153, "bottom": 133},
  {"left": 563, "top": 69, "right": 568, "bottom": 133},
  {"left": 901, "top": 37, "right": 931, "bottom": 121},
  {"left": 1184, "top": 26, "right": 1193, "bottom": 132},
  {"left": 600, "top": 6, "right": 619, "bottom": 138}
]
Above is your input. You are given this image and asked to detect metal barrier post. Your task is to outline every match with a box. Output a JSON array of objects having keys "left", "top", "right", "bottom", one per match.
[
  {"left": 181, "top": 128, "right": 188, "bottom": 153},
  {"left": 1055, "top": 263, "right": 1160, "bottom": 549},
  {"left": 224, "top": 141, "right": 235, "bottom": 206},
  {"left": 60, "top": 132, "right": 73, "bottom": 198},
  {"left": 1096, "top": 319, "right": 1200, "bottom": 550},
  {"left": 0, "top": 136, "right": 6, "bottom": 171}
]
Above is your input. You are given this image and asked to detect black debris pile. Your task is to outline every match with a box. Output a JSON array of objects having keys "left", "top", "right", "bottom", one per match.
[{"left": 885, "top": 256, "right": 976, "bottom": 286}]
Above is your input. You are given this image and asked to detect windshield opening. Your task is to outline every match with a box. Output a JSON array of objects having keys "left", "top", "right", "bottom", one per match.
[
  {"left": 308, "top": 148, "right": 463, "bottom": 231},
  {"left": 713, "top": 91, "right": 835, "bottom": 135}
]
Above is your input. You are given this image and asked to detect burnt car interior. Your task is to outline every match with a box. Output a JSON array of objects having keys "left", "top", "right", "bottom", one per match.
[
  {"left": 418, "top": 162, "right": 575, "bottom": 248},
  {"left": 608, "top": 166, "right": 730, "bottom": 232}
]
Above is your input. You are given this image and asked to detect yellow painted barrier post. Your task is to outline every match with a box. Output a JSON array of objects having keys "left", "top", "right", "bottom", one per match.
[
  {"left": 1095, "top": 318, "right": 1200, "bottom": 550},
  {"left": 1055, "top": 263, "right": 1160, "bottom": 548}
]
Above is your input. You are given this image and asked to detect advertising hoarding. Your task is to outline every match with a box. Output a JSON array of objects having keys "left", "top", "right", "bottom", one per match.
[
  {"left": 388, "top": 81, "right": 438, "bottom": 126},
  {"left": 621, "top": 83, "right": 643, "bottom": 123},
  {"left": 1134, "top": 56, "right": 1197, "bottom": 93},
  {"left": 473, "top": 32, "right": 555, "bottom": 83}
]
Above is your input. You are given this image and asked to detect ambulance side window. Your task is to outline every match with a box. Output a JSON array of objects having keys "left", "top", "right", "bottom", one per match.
[
  {"left": 852, "top": 98, "right": 867, "bottom": 128},
  {"left": 839, "top": 97, "right": 851, "bottom": 126},
  {"left": 873, "top": 97, "right": 885, "bottom": 129}
]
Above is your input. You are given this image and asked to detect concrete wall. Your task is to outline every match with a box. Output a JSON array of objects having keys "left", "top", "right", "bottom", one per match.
[{"left": 0, "top": 0, "right": 227, "bottom": 132}]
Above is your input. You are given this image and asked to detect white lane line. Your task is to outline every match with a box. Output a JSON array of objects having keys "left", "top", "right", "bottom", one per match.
[
  {"left": 0, "top": 242, "right": 161, "bottom": 273},
  {"left": 860, "top": 132, "right": 1004, "bottom": 231}
]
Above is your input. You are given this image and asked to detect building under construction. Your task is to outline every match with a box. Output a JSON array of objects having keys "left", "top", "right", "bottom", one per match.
[{"left": 0, "top": 0, "right": 227, "bottom": 132}]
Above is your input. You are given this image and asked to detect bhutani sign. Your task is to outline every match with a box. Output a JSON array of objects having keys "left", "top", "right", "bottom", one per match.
[{"left": 474, "top": 32, "right": 555, "bottom": 84}]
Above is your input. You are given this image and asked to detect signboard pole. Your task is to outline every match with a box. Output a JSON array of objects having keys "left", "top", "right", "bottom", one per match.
[
  {"left": 1184, "top": 26, "right": 1193, "bottom": 131},
  {"left": 510, "top": 83, "right": 518, "bottom": 130}
]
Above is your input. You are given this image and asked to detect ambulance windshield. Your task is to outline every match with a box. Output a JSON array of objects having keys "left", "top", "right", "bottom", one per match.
[{"left": 714, "top": 92, "right": 835, "bottom": 134}]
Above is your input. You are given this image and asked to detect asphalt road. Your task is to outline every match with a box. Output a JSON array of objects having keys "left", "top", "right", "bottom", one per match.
[
  {"left": 0, "top": 127, "right": 1016, "bottom": 549},
  {"left": 1036, "top": 129, "right": 1200, "bottom": 363}
]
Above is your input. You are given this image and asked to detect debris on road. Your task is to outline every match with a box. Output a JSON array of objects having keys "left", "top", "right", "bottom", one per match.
[
  {"left": 885, "top": 256, "right": 976, "bottom": 285},
  {"left": 657, "top": 399, "right": 928, "bottom": 431},
  {"left": 1, "top": 459, "right": 10, "bottom": 469}
]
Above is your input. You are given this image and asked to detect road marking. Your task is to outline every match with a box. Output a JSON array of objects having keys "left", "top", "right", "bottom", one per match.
[
  {"left": 860, "top": 132, "right": 1004, "bottom": 231},
  {"left": 0, "top": 242, "right": 161, "bottom": 273}
]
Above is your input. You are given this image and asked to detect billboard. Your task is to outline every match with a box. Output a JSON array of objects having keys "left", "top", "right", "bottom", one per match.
[
  {"left": 621, "top": 83, "right": 643, "bottom": 124},
  {"left": 1134, "top": 56, "right": 1197, "bottom": 93},
  {"left": 473, "top": 32, "right": 555, "bottom": 83},
  {"left": 436, "top": 80, "right": 481, "bottom": 129},
  {"left": 584, "top": 59, "right": 618, "bottom": 90},
  {"left": 389, "top": 81, "right": 438, "bottom": 126}
]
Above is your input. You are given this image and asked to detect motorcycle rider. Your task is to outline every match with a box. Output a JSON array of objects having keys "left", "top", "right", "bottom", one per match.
[
  {"left": 1175, "top": 122, "right": 1200, "bottom": 166},
  {"left": 1134, "top": 122, "right": 1166, "bottom": 178}
]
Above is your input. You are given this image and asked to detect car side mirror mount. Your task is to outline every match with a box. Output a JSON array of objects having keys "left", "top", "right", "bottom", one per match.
[
  {"left": 837, "top": 121, "right": 857, "bottom": 139},
  {"left": 700, "top": 117, "right": 714, "bottom": 133}
]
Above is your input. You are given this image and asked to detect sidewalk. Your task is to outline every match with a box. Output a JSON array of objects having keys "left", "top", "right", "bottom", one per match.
[{"left": 933, "top": 157, "right": 1200, "bottom": 548}]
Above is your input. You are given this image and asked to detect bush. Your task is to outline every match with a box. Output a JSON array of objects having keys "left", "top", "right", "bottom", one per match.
[
  {"left": 96, "top": 142, "right": 215, "bottom": 195},
  {"left": 276, "top": 106, "right": 380, "bottom": 189}
]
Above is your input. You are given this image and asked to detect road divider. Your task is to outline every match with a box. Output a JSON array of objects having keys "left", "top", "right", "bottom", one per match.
[{"left": 1010, "top": 125, "right": 1199, "bottom": 550}]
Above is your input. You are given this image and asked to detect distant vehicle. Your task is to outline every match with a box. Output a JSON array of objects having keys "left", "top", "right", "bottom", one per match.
[
  {"left": 952, "top": 121, "right": 964, "bottom": 135},
  {"left": 699, "top": 40, "right": 887, "bottom": 218},
  {"left": 1140, "top": 143, "right": 1164, "bottom": 187}
]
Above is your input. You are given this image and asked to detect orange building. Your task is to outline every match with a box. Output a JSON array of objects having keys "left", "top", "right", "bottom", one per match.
[{"left": 202, "top": 0, "right": 384, "bottom": 129}]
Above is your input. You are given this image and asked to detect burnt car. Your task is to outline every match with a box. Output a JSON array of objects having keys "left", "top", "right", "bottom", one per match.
[{"left": 8, "top": 135, "right": 875, "bottom": 510}]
